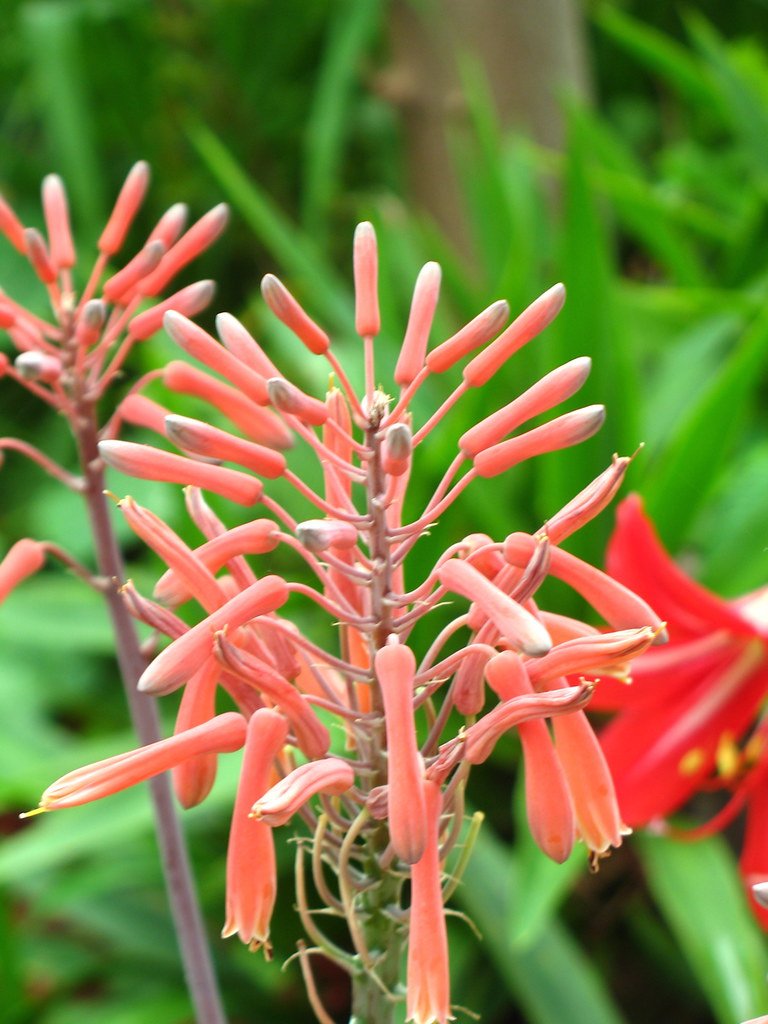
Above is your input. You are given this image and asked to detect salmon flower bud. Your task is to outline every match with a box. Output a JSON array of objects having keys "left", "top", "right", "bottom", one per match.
[
  {"left": 147, "top": 202, "right": 188, "bottom": 249},
  {"left": 98, "top": 160, "right": 150, "bottom": 255},
  {"left": 554, "top": 709, "right": 630, "bottom": 860},
  {"left": 459, "top": 357, "right": 592, "bottom": 457},
  {"left": 0, "top": 192, "right": 27, "bottom": 253},
  {"left": 473, "top": 405, "right": 605, "bottom": 478},
  {"left": 141, "top": 203, "right": 230, "bottom": 296},
  {"left": 485, "top": 652, "right": 576, "bottom": 863},
  {"left": 504, "top": 533, "right": 667, "bottom": 640},
  {"left": 395, "top": 261, "right": 441, "bottom": 386},
  {"left": 438, "top": 558, "right": 551, "bottom": 657},
  {"left": 155, "top": 519, "right": 280, "bottom": 606},
  {"left": 14, "top": 351, "right": 62, "bottom": 384},
  {"left": 102, "top": 240, "right": 166, "bottom": 303},
  {"left": 118, "top": 495, "right": 223, "bottom": 612},
  {"left": 172, "top": 658, "right": 221, "bottom": 808},
  {"left": 261, "top": 274, "right": 330, "bottom": 355},
  {"left": 223, "top": 708, "right": 289, "bottom": 954},
  {"left": 162, "top": 360, "right": 291, "bottom": 451},
  {"left": 406, "top": 779, "right": 451, "bottom": 1024},
  {"left": 32, "top": 713, "right": 247, "bottom": 812},
  {"left": 267, "top": 377, "right": 328, "bottom": 427},
  {"left": 353, "top": 221, "right": 380, "bottom": 337},
  {"left": 99, "top": 440, "right": 264, "bottom": 506},
  {"left": 526, "top": 627, "right": 657, "bottom": 685},
  {"left": 0, "top": 301, "right": 16, "bottom": 329},
  {"left": 215, "top": 313, "right": 279, "bottom": 379},
  {"left": 41, "top": 174, "right": 75, "bottom": 269},
  {"left": 119, "top": 394, "right": 170, "bottom": 435},
  {"left": 462, "top": 533, "right": 504, "bottom": 579},
  {"left": 382, "top": 423, "right": 412, "bottom": 476},
  {"left": 75, "top": 299, "right": 106, "bottom": 347},
  {"left": 24, "top": 228, "right": 56, "bottom": 284},
  {"left": 163, "top": 310, "right": 269, "bottom": 406},
  {"left": 128, "top": 280, "right": 216, "bottom": 341},
  {"left": 296, "top": 518, "right": 358, "bottom": 552},
  {"left": 164, "top": 415, "right": 287, "bottom": 479},
  {"left": 138, "top": 575, "right": 289, "bottom": 695},
  {"left": 251, "top": 757, "right": 355, "bottom": 825},
  {"left": 214, "top": 634, "right": 330, "bottom": 760},
  {"left": 425, "top": 298, "right": 509, "bottom": 375},
  {"left": 375, "top": 642, "right": 427, "bottom": 864},
  {"left": 120, "top": 579, "right": 187, "bottom": 639},
  {"left": 463, "top": 682, "right": 592, "bottom": 765},
  {"left": 463, "top": 283, "right": 566, "bottom": 388},
  {"left": 0, "top": 538, "right": 46, "bottom": 604},
  {"left": 543, "top": 453, "right": 631, "bottom": 545}
]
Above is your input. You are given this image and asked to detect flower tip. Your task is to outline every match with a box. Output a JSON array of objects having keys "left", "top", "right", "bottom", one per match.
[
  {"left": 162, "top": 308, "right": 185, "bottom": 335},
  {"left": 19, "top": 805, "right": 48, "bottom": 819}
]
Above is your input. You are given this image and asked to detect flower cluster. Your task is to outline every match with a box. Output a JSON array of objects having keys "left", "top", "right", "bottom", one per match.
[
  {"left": 595, "top": 495, "right": 768, "bottom": 926},
  {"left": 1, "top": 177, "right": 664, "bottom": 1024}
]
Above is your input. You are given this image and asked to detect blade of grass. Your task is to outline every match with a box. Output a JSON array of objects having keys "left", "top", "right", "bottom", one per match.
[
  {"left": 188, "top": 121, "right": 352, "bottom": 330},
  {"left": 459, "top": 823, "right": 628, "bottom": 1024},
  {"left": 637, "top": 832, "right": 768, "bottom": 1024},
  {"left": 21, "top": 1, "right": 105, "bottom": 240},
  {"left": 644, "top": 300, "right": 768, "bottom": 549},
  {"left": 302, "top": 0, "right": 381, "bottom": 243}
]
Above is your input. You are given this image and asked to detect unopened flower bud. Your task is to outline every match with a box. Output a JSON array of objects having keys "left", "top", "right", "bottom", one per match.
[
  {"left": 473, "top": 405, "right": 606, "bottom": 478},
  {"left": 41, "top": 174, "right": 76, "bottom": 269},
  {"left": 296, "top": 519, "right": 358, "bottom": 552},
  {"left": 24, "top": 228, "right": 56, "bottom": 284},
  {"left": 353, "top": 222, "right": 380, "bottom": 338},
  {"left": 463, "top": 283, "right": 565, "bottom": 388},
  {"left": 261, "top": 274, "right": 330, "bottom": 355},
  {"left": 382, "top": 423, "right": 412, "bottom": 476},
  {"left": 395, "top": 261, "right": 441, "bottom": 386},
  {"left": 98, "top": 161, "right": 151, "bottom": 256},
  {"left": 426, "top": 299, "right": 509, "bottom": 374},
  {"left": 75, "top": 299, "right": 106, "bottom": 348},
  {"left": 165, "top": 415, "right": 287, "bottom": 479},
  {"left": 267, "top": 377, "right": 327, "bottom": 427},
  {"left": 14, "top": 351, "right": 62, "bottom": 384}
]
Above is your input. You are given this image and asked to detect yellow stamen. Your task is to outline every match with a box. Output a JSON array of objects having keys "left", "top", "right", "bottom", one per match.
[
  {"left": 715, "top": 732, "right": 741, "bottom": 781},
  {"left": 679, "top": 748, "right": 705, "bottom": 776}
]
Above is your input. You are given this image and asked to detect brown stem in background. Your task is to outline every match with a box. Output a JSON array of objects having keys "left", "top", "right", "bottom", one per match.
[{"left": 75, "top": 408, "right": 228, "bottom": 1024}]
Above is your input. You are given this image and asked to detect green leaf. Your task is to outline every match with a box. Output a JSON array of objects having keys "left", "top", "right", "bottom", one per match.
[
  {"left": 21, "top": 1, "right": 105, "bottom": 240},
  {"left": 458, "top": 824, "right": 627, "bottom": 1024},
  {"left": 637, "top": 832, "right": 768, "bottom": 1024},
  {"left": 644, "top": 300, "right": 768, "bottom": 548},
  {"left": 188, "top": 121, "right": 352, "bottom": 331},
  {"left": 537, "top": 114, "right": 640, "bottom": 567},
  {"left": 509, "top": 775, "right": 587, "bottom": 948},
  {"left": 302, "top": 0, "right": 381, "bottom": 242},
  {"left": 595, "top": 7, "right": 724, "bottom": 115}
]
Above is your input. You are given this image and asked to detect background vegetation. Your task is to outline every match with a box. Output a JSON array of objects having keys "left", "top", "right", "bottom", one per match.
[{"left": 1, "top": 2, "right": 768, "bottom": 1022}]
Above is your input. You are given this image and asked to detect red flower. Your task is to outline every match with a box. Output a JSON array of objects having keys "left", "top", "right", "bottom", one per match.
[{"left": 595, "top": 494, "right": 768, "bottom": 922}]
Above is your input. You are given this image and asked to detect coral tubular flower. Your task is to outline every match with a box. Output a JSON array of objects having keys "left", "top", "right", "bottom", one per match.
[
  {"left": 30, "top": 713, "right": 247, "bottom": 812},
  {"left": 406, "top": 780, "right": 453, "bottom": 1024},
  {"left": 0, "top": 538, "right": 46, "bottom": 604},
  {"left": 595, "top": 494, "right": 768, "bottom": 918},
  {"left": 485, "top": 652, "right": 576, "bottom": 863},
  {"left": 375, "top": 641, "right": 427, "bottom": 864},
  {"left": 251, "top": 758, "right": 355, "bottom": 826},
  {"left": 223, "top": 708, "right": 288, "bottom": 954},
  {"left": 15, "top": 211, "right": 665, "bottom": 1021},
  {"left": 138, "top": 575, "right": 289, "bottom": 695}
]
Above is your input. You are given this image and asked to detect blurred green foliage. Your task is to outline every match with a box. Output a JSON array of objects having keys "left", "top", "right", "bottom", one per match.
[{"left": 1, "top": 3, "right": 768, "bottom": 1023}]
